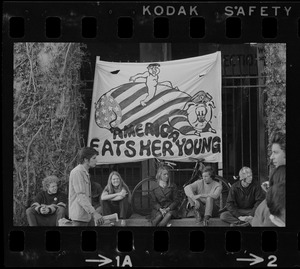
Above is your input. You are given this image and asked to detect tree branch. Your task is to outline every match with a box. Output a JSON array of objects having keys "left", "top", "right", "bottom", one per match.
[
  {"left": 62, "top": 43, "right": 72, "bottom": 74},
  {"left": 25, "top": 125, "right": 44, "bottom": 205}
]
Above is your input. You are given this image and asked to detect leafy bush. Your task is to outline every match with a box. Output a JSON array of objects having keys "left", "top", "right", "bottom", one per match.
[
  {"left": 263, "top": 43, "right": 286, "bottom": 154},
  {"left": 13, "top": 43, "right": 87, "bottom": 225}
]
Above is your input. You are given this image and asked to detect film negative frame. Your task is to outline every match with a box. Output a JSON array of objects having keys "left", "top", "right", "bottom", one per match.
[{"left": 3, "top": 1, "right": 300, "bottom": 267}]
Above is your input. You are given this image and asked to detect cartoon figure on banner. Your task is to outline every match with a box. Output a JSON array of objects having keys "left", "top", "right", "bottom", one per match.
[
  {"left": 184, "top": 91, "right": 217, "bottom": 136},
  {"left": 94, "top": 64, "right": 217, "bottom": 137},
  {"left": 129, "top": 63, "right": 177, "bottom": 106}
]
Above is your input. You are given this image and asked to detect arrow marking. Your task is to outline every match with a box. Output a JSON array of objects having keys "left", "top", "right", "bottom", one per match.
[
  {"left": 236, "top": 253, "right": 264, "bottom": 266},
  {"left": 86, "top": 254, "right": 113, "bottom": 267}
]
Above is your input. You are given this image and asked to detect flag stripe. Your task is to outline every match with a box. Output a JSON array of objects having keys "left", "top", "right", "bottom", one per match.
[
  {"left": 123, "top": 97, "right": 191, "bottom": 127},
  {"left": 169, "top": 115, "right": 188, "bottom": 126},
  {"left": 178, "top": 125, "right": 195, "bottom": 134},
  {"left": 110, "top": 82, "right": 142, "bottom": 99},
  {"left": 119, "top": 86, "right": 147, "bottom": 110},
  {"left": 153, "top": 114, "right": 172, "bottom": 126},
  {"left": 121, "top": 91, "right": 184, "bottom": 122}
]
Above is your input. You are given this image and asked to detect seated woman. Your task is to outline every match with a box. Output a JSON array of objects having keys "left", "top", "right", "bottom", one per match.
[
  {"left": 26, "top": 175, "right": 67, "bottom": 226},
  {"left": 101, "top": 171, "right": 132, "bottom": 221},
  {"left": 150, "top": 166, "right": 179, "bottom": 227}
]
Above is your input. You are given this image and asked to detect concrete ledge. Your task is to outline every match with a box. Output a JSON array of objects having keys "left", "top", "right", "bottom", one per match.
[{"left": 101, "top": 214, "right": 230, "bottom": 227}]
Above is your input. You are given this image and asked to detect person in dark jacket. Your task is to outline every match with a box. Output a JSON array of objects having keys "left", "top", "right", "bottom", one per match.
[
  {"left": 26, "top": 175, "right": 67, "bottom": 226},
  {"left": 150, "top": 165, "right": 179, "bottom": 227},
  {"left": 252, "top": 131, "right": 286, "bottom": 227},
  {"left": 220, "top": 166, "right": 265, "bottom": 226},
  {"left": 266, "top": 181, "right": 285, "bottom": 227}
]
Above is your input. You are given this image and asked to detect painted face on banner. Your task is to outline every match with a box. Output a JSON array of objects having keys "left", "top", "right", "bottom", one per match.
[{"left": 270, "top": 143, "right": 286, "bottom": 168}]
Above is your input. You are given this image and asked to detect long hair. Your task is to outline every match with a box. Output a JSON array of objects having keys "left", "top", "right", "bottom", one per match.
[
  {"left": 269, "top": 165, "right": 286, "bottom": 187},
  {"left": 155, "top": 165, "right": 171, "bottom": 187},
  {"left": 267, "top": 181, "right": 285, "bottom": 217},
  {"left": 105, "top": 171, "right": 131, "bottom": 198}
]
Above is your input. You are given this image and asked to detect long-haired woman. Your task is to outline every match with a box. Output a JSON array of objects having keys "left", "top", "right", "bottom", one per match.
[
  {"left": 150, "top": 165, "right": 179, "bottom": 226},
  {"left": 101, "top": 171, "right": 132, "bottom": 220}
]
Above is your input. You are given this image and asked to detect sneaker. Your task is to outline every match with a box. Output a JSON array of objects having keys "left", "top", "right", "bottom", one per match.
[{"left": 230, "top": 221, "right": 251, "bottom": 227}]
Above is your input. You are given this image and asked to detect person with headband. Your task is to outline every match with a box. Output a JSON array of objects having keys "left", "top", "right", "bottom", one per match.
[
  {"left": 150, "top": 165, "right": 179, "bottom": 227},
  {"left": 220, "top": 166, "right": 265, "bottom": 227}
]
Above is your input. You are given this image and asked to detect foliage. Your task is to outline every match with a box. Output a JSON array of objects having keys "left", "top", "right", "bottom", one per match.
[
  {"left": 13, "top": 43, "right": 87, "bottom": 225},
  {"left": 263, "top": 43, "right": 286, "bottom": 153}
]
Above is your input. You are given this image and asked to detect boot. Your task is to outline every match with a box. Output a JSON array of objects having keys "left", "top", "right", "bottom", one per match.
[
  {"left": 151, "top": 214, "right": 163, "bottom": 226},
  {"left": 202, "top": 215, "right": 210, "bottom": 226},
  {"left": 194, "top": 209, "right": 202, "bottom": 224},
  {"left": 158, "top": 213, "right": 172, "bottom": 227}
]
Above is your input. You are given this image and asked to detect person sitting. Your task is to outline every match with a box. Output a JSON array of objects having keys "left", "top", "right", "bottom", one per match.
[
  {"left": 101, "top": 171, "right": 132, "bottom": 222},
  {"left": 220, "top": 166, "right": 265, "bottom": 227},
  {"left": 252, "top": 131, "right": 286, "bottom": 227},
  {"left": 252, "top": 165, "right": 285, "bottom": 226},
  {"left": 91, "top": 180, "right": 103, "bottom": 214},
  {"left": 26, "top": 175, "right": 67, "bottom": 226},
  {"left": 266, "top": 181, "right": 285, "bottom": 227},
  {"left": 150, "top": 165, "right": 179, "bottom": 227},
  {"left": 184, "top": 166, "right": 222, "bottom": 226}
]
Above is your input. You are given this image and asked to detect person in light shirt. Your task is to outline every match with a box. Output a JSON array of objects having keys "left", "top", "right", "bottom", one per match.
[
  {"left": 184, "top": 166, "right": 222, "bottom": 226},
  {"left": 68, "top": 147, "right": 104, "bottom": 226}
]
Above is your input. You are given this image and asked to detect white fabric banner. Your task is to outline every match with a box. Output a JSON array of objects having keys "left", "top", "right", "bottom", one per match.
[{"left": 88, "top": 52, "right": 222, "bottom": 164}]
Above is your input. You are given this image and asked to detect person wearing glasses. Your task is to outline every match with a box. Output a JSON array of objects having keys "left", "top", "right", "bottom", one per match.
[{"left": 220, "top": 166, "right": 265, "bottom": 227}]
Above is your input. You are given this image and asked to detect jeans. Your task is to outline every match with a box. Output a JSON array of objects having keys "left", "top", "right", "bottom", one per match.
[
  {"left": 101, "top": 198, "right": 131, "bottom": 219},
  {"left": 188, "top": 196, "right": 219, "bottom": 218},
  {"left": 26, "top": 206, "right": 66, "bottom": 226}
]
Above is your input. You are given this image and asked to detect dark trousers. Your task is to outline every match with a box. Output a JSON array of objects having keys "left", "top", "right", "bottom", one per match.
[
  {"left": 151, "top": 210, "right": 173, "bottom": 227},
  {"left": 101, "top": 198, "right": 131, "bottom": 219},
  {"left": 72, "top": 219, "right": 95, "bottom": 226},
  {"left": 26, "top": 206, "right": 66, "bottom": 226},
  {"left": 220, "top": 208, "right": 253, "bottom": 224}
]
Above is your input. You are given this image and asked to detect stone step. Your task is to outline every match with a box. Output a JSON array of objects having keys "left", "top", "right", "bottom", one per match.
[{"left": 102, "top": 215, "right": 230, "bottom": 227}]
